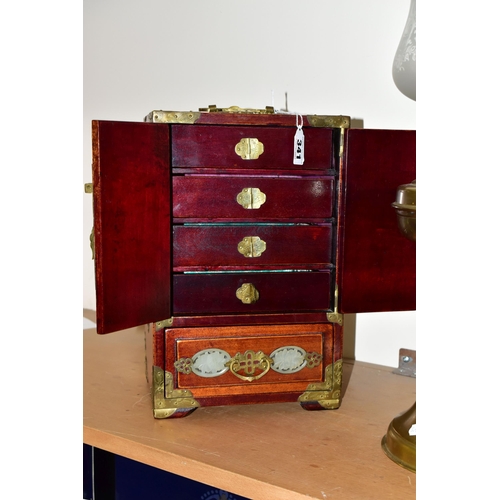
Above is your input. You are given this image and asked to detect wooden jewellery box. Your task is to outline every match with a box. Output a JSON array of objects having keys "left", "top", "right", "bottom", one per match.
[{"left": 88, "top": 105, "right": 416, "bottom": 418}]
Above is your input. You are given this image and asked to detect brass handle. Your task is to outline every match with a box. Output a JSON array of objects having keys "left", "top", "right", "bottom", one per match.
[
  {"left": 235, "top": 138, "right": 264, "bottom": 160},
  {"left": 84, "top": 184, "right": 95, "bottom": 259},
  {"left": 225, "top": 350, "right": 273, "bottom": 382},
  {"left": 84, "top": 184, "right": 95, "bottom": 260},
  {"left": 236, "top": 187, "right": 266, "bottom": 209},
  {"left": 238, "top": 236, "right": 266, "bottom": 258},
  {"left": 236, "top": 283, "right": 260, "bottom": 304}
]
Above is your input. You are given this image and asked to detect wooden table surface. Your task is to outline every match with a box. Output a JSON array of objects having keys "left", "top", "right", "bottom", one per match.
[{"left": 83, "top": 322, "right": 416, "bottom": 500}]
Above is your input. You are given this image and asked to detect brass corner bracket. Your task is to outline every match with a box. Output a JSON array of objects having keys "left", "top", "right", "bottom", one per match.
[
  {"left": 152, "top": 366, "right": 200, "bottom": 419},
  {"left": 298, "top": 359, "right": 343, "bottom": 409}
]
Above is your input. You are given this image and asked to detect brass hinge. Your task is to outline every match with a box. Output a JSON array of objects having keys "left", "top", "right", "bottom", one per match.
[
  {"left": 156, "top": 318, "right": 173, "bottom": 329},
  {"left": 307, "top": 115, "right": 351, "bottom": 129},
  {"left": 84, "top": 183, "right": 93, "bottom": 194},
  {"left": 145, "top": 110, "right": 201, "bottom": 124},
  {"left": 326, "top": 284, "right": 343, "bottom": 325}
]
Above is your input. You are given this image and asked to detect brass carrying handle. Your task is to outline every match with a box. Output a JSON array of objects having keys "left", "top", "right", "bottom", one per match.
[
  {"left": 200, "top": 105, "right": 275, "bottom": 114},
  {"left": 225, "top": 350, "right": 273, "bottom": 382}
]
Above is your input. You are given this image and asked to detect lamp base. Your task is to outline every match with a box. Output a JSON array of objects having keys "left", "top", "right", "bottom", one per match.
[{"left": 381, "top": 402, "right": 416, "bottom": 473}]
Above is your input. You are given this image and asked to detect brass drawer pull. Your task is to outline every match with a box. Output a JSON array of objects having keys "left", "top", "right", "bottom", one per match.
[
  {"left": 238, "top": 236, "right": 266, "bottom": 258},
  {"left": 236, "top": 283, "right": 259, "bottom": 304},
  {"left": 236, "top": 187, "right": 266, "bottom": 209},
  {"left": 225, "top": 350, "right": 273, "bottom": 382},
  {"left": 235, "top": 138, "right": 264, "bottom": 160}
]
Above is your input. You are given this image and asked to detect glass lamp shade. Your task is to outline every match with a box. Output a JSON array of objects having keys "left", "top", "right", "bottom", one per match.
[{"left": 393, "top": 0, "right": 416, "bottom": 101}]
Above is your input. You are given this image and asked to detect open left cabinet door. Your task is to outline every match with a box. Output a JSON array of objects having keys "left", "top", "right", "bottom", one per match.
[
  {"left": 92, "top": 121, "right": 172, "bottom": 334},
  {"left": 337, "top": 128, "right": 416, "bottom": 314}
]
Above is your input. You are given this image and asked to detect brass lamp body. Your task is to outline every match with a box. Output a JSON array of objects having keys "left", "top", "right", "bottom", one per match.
[{"left": 381, "top": 180, "right": 416, "bottom": 473}]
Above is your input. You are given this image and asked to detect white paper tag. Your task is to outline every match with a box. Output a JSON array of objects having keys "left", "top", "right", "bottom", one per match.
[
  {"left": 293, "top": 115, "right": 305, "bottom": 165},
  {"left": 408, "top": 424, "right": 416, "bottom": 436}
]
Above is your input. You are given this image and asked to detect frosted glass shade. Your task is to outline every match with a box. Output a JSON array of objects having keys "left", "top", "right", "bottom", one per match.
[{"left": 393, "top": 0, "right": 416, "bottom": 101}]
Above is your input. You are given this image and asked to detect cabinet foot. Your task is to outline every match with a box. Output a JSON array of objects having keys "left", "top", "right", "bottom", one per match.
[
  {"left": 154, "top": 407, "right": 198, "bottom": 419},
  {"left": 299, "top": 401, "right": 340, "bottom": 411},
  {"left": 152, "top": 366, "right": 200, "bottom": 418},
  {"left": 297, "top": 360, "right": 342, "bottom": 410}
]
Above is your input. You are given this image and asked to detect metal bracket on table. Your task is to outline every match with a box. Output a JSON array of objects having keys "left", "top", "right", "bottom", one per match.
[{"left": 393, "top": 348, "right": 416, "bottom": 378}]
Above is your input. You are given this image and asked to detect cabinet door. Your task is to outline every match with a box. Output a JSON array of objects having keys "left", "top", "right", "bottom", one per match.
[
  {"left": 92, "top": 121, "right": 172, "bottom": 334},
  {"left": 337, "top": 129, "right": 416, "bottom": 313}
]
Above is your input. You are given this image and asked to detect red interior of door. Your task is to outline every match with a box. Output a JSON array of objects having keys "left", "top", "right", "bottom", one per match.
[
  {"left": 337, "top": 129, "right": 416, "bottom": 313},
  {"left": 92, "top": 120, "right": 172, "bottom": 334}
]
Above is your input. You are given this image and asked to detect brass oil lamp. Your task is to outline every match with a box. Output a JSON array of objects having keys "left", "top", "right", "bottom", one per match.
[{"left": 381, "top": 180, "right": 416, "bottom": 472}]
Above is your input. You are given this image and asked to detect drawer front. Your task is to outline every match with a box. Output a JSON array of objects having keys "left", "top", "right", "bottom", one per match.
[
  {"left": 166, "top": 323, "right": 333, "bottom": 396},
  {"left": 173, "top": 176, "right": 334, "bottom": 220},
  {"left": 173, "top": 224, "right": 333, "bottom": 269},
  {"left": 173, "top": 271, "right": 332, "bottom": 315},
  {"left": 172, "top": 125, "right": 333, "bottom": 170}
]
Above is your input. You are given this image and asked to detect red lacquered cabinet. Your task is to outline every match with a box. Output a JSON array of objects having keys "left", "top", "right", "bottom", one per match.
[{"left": 90, "top": 107, "right": 415, "bottom": 418}]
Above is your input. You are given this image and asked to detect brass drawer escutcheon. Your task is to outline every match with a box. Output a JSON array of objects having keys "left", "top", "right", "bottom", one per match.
[
  {"left": 225, "top": 350, "right": 273, "bottom": 382},
  {"left": 235, "top": 138, "right": 264, "bottom": 160},
  {"left": 238, "top": 236, "right": 266, "bottom": 258},
  {"left": 236, "top": 283, "right": 259, "bottom": 304},
  {"left": 236, "top": 187, "right": 266, "bottom": 209}
]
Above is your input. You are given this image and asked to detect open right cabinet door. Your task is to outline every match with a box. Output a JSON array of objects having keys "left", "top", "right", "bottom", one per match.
[{"left": 337, "top": 128, "right": 416, "bottom": 314}]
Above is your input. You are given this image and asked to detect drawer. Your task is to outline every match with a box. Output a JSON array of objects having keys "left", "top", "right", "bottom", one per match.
[
  {"left": 173, "top": 176, "right": 335, "bottom": 220},
  {"left": 166, "top": 323, "right": 333, "bottom": 397},
  {"left": 173, "top": 223, "right": 333, "bottom": 269},
  {"left": 172, "top": 125, "right": 333, "bottom": 170},
  {"left": 172, "top": 271, "right": 332, "bottom": 315}
]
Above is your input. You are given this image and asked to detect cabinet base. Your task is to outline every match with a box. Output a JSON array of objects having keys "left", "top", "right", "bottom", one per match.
[{"left": 152, "top": 359, "right": 343, "bottom": 419}]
